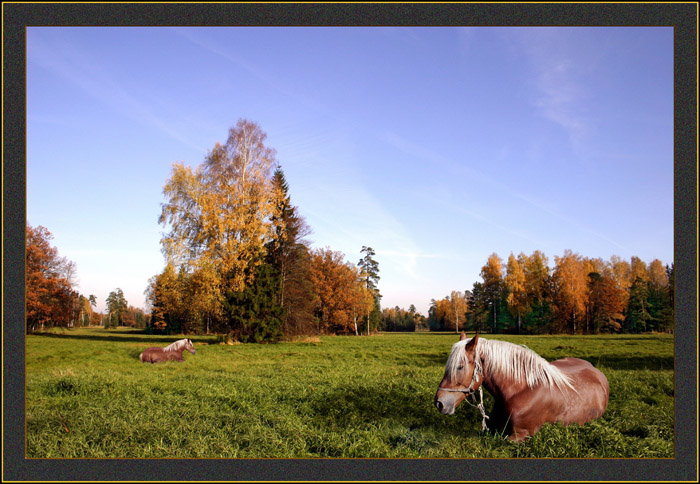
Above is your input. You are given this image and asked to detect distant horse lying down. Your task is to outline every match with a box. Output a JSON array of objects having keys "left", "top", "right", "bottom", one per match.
[
  {"left": 435, "top": 332, "right": 609, "bottom": 442},
  {"left": 140, "top": 338, "right": 196, "bottom": 363}
]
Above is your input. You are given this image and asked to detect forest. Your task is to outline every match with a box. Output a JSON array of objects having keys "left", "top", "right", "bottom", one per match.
[
  {"left": 427, "top": 251, "right": 674, "bottom": 335},
  {"left": 25, "top": 119, "right": 674, "bottom": 339}
]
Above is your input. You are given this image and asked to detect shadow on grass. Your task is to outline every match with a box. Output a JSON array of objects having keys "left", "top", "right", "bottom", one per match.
[
  {"left": 29, "top": 331, "right": 218, "bottom": 345},
  {"left": 309, "top": 382, "right": 480, "bottom": 438},
  {"left": 587, "top": 355, "right": 674, "bottom": 371}
]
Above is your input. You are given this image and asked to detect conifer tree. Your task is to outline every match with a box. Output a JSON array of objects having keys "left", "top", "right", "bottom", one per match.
[{"left": 358, "top": 246, "right": 381, "bottom": 335}]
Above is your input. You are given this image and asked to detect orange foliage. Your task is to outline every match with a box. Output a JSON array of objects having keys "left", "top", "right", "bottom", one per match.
[
  {"left": 308, "top": 248, "right": 369, "bottom": 334},
  {"left": 26, "top": 224, "right": 78, "bottom": 331}
]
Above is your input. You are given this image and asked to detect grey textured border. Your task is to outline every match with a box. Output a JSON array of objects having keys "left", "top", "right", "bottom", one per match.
[{"left": 4, "top": 2, "right": 697, "bottom": 481}]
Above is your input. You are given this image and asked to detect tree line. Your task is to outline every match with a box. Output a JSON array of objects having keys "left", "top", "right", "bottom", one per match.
[
  {"left": 380, "top": 305, "right": 428, "bottom": 332},
  {"left": 26, "top": 119, "right": 673, "bottom": 339},
  {"left": 25, "top": 223, "right": 147, "bottom": 332},
  {"left": 428, "top": 250, "right": 674, "bottom": 335},
  {"left": 146, "top": 119, "right": 382, "bottom": 342}
]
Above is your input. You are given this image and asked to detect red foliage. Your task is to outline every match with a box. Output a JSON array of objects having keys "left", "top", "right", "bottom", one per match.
[{"left": 26, "top": 224, "right": 78, "bottom": 331}]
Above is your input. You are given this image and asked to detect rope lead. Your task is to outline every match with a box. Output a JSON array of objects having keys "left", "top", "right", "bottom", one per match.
[{"left": 467, "top": 386, "right": 489, "bottom": 431}]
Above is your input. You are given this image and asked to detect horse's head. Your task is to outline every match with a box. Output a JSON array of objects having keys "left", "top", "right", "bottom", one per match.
[
  {"left": 434, "top": 331, "right": 483, "bottom": 415},
  {"left": 185, "top": 338, "right": 196, "bottom": 355}
]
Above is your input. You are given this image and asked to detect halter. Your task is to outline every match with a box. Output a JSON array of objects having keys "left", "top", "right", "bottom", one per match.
[{"left": 438, "top": 362, "right": 490, "bottom": 431}]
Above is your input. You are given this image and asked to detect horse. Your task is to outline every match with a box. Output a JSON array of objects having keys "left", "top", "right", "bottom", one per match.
[
  {"left": 139, "top": 338, "right": 196, "bottom": 363},
  {"left": 434, "top": 332, "right": 609, "bottom": 442}
]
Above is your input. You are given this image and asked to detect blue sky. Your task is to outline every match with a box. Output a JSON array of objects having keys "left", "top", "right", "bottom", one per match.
[{"left": 27, "top": 27, "right": 674, "bottom": 315}]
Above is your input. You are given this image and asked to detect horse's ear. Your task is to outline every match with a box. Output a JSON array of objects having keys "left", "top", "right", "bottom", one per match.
[
  {"left": 465, "top": 332, "right": 479, "bottom": 354},
  {"left": 459, "top": 331, "right": 467, "bottom": 341}
]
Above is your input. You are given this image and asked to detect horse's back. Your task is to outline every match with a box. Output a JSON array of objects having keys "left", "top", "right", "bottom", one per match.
[
  {"left": 551, "top": 357, "right": 609, "bottom": 422},
  {"left": 552, "top": 357, "right": 608, "bottom": 389},
  {"left": 140, "top": 347, "right": 166, "bottom": 363}
]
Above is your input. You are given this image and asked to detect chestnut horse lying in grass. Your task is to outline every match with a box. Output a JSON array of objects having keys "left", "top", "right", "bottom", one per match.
[
  {"left": 434, "top": 332, "right": 609, "bottom": 442},
  {"left": 140, "top": 338, "right": 196, "bottom": 363}
]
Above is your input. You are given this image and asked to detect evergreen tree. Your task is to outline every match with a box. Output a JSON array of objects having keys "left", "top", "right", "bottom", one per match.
[
  {"left": 625, "top": 277, "right": 652, "bottom": 333},
  {"left": 223, "top": 262, "right": 285, "bottom": 343},
  {"left": 266, "top": 167, "right": 315, "bottom": 337},
  {"left": 480, "top": 253, "right": 505, "bottom": 333},
  {"left": 105, "top": 288, "right": 128, "bottom": 328},
  {"left": 358, "top": 246, "right": 381, "bottom": 335},
  {"left": 466, "top": 282, "right": 489, "bottom": 332}
]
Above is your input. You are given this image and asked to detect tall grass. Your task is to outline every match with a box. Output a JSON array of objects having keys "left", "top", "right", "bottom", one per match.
[{"left": 26, "top": 329, "right": 673, "bottom": 458}]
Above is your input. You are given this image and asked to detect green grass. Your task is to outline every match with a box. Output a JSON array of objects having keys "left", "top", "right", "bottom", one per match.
[{"left": 26, "top": 328, "right": 674, "bottom": 458}]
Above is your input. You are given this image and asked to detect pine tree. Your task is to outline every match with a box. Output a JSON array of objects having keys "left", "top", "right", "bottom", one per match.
[
  {"left": 358, "top": 246, "right": 381, "bottom": 335},
  {"left": 481, "top": 253, "right": 504, "bottom": 333},
  {"left": 625, "top": 277, "right": 652, "bottom": 333},
  {"left": 266, "top": 167, "right": 315, "bottom": 337},
  {"left": 223, "top": 262, "right": 285, "bottom": 343}
]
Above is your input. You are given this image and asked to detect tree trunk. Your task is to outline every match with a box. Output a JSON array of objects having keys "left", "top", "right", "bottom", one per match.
[{"left": 492, "top": 304, "right": 497, "bottom": 333}]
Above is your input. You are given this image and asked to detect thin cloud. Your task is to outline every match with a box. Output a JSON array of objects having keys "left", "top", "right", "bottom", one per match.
[
  {"left": 384, "top": 130, "right": 629, "bottom": 252},
  {"left": 515, "top": 28, "right": 593, "bottom": 152},
  {"left": 27, "top": 30, "right": 205, "bottom": 153},
  {"left": 171, "top": 27, "right": 323, "bottom": 114}
]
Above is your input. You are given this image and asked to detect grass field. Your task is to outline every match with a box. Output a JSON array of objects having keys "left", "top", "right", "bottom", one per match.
[{"left": 25, "top": 328, "right": 674, "bottom": 458}]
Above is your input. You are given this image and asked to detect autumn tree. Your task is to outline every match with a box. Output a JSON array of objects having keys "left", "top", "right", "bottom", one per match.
[
  {"left": 436, "top": 251, "right": 671, "bottom": 335},
  {"left": 26, "top": 223, "right": 79, "bottom": 332},
  {"left": 551, "top": 250, "right": 589, "bottom": 334},
  {"left": 159, "top": 120, "right": 281, "bottom": 290},
  {"left": 157, "top": 119, "right": 285, "bottom": 339},
  {"left": 447, "top": 290, "right": 468, "bottom": 332},
  {"left": 608, "top": 255, "right": 632, "bottom": 309},
  {"left": 587, "top": 272, "right": 625, "bottom": 333},
  {"left": 505, "top": 253, "right": 529, "bottom": 333},
  {"left": 647, "top": 259, "right": 668, "bottom": 288},
  {"left": 145, "top": 264, "right": 187, "bottom": 333},
  {"left": 428, "top": 296, "right": 454, "bottom": 331},
  {"left": 349, "top": 283, "right": 375, "bottom": 335},
  {"left": 630, "top": 256, "right": 649, "bottom": 284},
  {"left": 309, "top": 248, "right": 367, "bottom": 334},
  {"left": 187, "top": 260, "right": 223, "bottom": 334}
]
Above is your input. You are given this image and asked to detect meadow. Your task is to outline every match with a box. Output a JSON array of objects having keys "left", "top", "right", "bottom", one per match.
[{"left": 25, "top": 328, "right": 674, "bottom": 458}]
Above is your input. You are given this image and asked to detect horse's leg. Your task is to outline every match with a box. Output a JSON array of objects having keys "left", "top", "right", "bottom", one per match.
[{"left": 487, "top": 399, "right": 512, "bottom": 439}]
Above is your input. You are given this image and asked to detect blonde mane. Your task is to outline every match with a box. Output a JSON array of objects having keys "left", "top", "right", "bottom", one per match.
[
  {"left": 445, "top": 337, "right": 575, "bottom": 392},
  {"left": 163, "top": 339, "right": 189, "bottom": 352}
]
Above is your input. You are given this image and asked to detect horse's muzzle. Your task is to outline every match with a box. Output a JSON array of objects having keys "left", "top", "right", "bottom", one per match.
[{"left": 434, "top": 393, "right": 458, "bottom": 415}]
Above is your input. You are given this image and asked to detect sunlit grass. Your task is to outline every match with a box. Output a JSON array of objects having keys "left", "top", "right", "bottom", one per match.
[{"left": 26, "top": 328, "right": 674, "bottom": 458}]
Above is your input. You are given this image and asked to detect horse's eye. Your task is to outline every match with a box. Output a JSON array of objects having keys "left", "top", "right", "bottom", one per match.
[{"left": 458, "top": 365, "right": 464, "bottom": 370}]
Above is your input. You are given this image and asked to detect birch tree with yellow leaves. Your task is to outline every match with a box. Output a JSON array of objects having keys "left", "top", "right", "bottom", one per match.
[
  {"left": 156, "top": 119, "right": 284, "bottom": 337},
  {"left": 505, "top": 253, "right": 528, "bottom": 334},
  {"left": 160, "top": 119, "right": 282, "bottom": 294}
]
